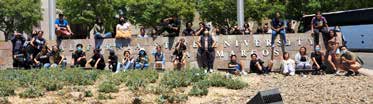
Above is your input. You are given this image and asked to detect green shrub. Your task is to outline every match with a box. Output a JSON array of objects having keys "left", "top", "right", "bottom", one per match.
[
  {"left": 43, "top": 80, "right": 64, "bottom": 91},
  {"left": 98, "top": 81, "right": 119, "bottom": 93},
  {"left": 124, "top": 70, "right": 159, "bottom": 91},
  {"left": 157, "top": 94, "right": 188, "bottom": 104},
  {"left": 188, "top": 86, "right": 208, "bottom": 96},
  {"left": 19, "top": 86, "right": 44, "bottom": 98},
  {"left": 208, "top": 73, "right": 228, "bottom": 87},
  {"left": 160, "top": 71, "right": 191, "bottom": 88},
  {"left": 98, "top": 93, "right": 114, "bottom": 100},
  {"left": 84, "top": 90, "right": 93, "bottom": 97},
  {"left": 0, "top": 97, "right": 10, "bottom": 104},
  {"left": 225, "top": 79, "right": 248, "bottom": 90},
  {"left": 0, "top": 81, "right": 16, "bottom": 97}
]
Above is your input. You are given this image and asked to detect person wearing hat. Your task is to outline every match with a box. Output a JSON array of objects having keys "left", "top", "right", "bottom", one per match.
[
  {"left": 55, "top": 14, "right": 73, "bottom": 48},
  {"left": 108, "top": 49, "right": 119, "bottom": 72},
  {"left": 71, "top": 44, "right": 87, "bottom": 67},
  {"left": 197, "top": 30, "right": 216, "bottom": 73},
  {"left": 135, "top": 48, "right": 149, "bottom": 69},
  {"left": 11, "top": 31, "right": 27, "bottom": 68},
  {"left": 87, "top": 49, "right": 106, "bottom": 70}
]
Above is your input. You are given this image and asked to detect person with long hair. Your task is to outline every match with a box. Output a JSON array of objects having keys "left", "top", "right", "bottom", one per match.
[
  {"left": 295, "top": 47, "right": 312, "bottom": 70},
  {"left": 87, "top": 49, "right": 106, "bottom": 70},
  {"left": 119, "top": 50, "right": 134, "bottom": 72},
  {"left": 34, "top": 46, "right": 51, "bottom": 68},
  {"left": 93, "top": 17, "right": 112, "bottom": 49},
  {"left": 49, "top": 46, "right": 67, "bottom": 69},
  {"left": 115, "top": 16, "right": 132, "bottom": 49},
  {"left": 281, "top": 52, "right": 295, "bottom": 76},
  {"left": 173, "top": 38, "right": 187, "bottom": 70}
]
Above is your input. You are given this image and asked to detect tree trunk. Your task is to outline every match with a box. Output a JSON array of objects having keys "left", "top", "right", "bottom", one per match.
[{"left": 4, "top": 31, "right": 10, "bottom": 42}]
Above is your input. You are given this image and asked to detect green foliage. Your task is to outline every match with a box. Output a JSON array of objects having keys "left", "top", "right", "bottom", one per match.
[
  {"left": 188, "top": 86, "right": 208, "bottom": 96},
  {"left": 19, "top": 86, "right": 44, "bottom": 98},
  {"left": 160, "top": 69, "right": 206, "bottom": 89},
  {"left": 157, "top": 94, "right": 188, "bottom": 104},
  {"left": 225, "top": 79, "right": 248, "bottom": 90},
  {"left": 84, "top": 90, "right": 93, "bottom": 97},
  {"left": 0, "top": 80, "right": 16, "bottom": 97},
  {"left": 98, "top": 81, "right": 119, "bottom": 93},
  {"left": 0, "top": 0, "right": 43, "bottom": 41},
  {"left": 124, "top": 70, "right": 159, "bottom": 91},
  {"left": 97, "top": 93, "right": 114, "bottom": 100},
  {"left": 207, "top": 73, "right": 228, "bottom": 87}
]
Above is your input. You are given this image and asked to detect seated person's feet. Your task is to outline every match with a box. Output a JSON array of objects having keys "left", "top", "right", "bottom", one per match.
[{"left": 344, "top": 71, "right": 354, "bottom": 76}]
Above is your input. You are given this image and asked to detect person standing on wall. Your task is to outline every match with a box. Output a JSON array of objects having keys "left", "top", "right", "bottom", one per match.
[
  {"left": 55, "top": 14, "right": 73, "bottom": 49},
  {"left": 197, "top": 30, "right": 217, "bottom": 73},
  {"left": 311, "top": 11, "right": 329, "bottom": 49}
]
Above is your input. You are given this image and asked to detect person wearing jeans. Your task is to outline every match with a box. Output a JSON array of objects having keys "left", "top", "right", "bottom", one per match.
[
  {"left": 93, "top": 17, "right": 112, "bottom": 49},
  {"left": 197, "top": 31, "right": 216, "bottom": 73},
  {"left": 311, "top": 11, "right": 329, "bottom": 49},
  {"left": 55, "top": 14, "right": 73, "bottom": 49},
  {"left": 271, "top": 12, "right": 287, "bottom": 53}
]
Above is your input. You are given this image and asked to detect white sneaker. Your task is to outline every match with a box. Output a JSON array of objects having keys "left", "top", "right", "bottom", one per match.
[
  {"left": 204, "top": 70, "right": 208, "bottom": 74},
  {"left": 209, "top": 69, "right": 214, "bottom": 73}
]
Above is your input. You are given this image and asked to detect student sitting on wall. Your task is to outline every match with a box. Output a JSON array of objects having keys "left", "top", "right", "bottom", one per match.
[
  {"left": 108, "top": 49, "right": 119, "bottom": 72},
  {"left": 135, "top": 48, "right": 149, "bottom": 70},
  {"left": 227, "top": 54, "right": 243, "bottom": 75},
  {"left": 34, "top": 46, "right": 51, "bottom": 69},
  {"left": 71, "top": 44, "right": 87, "bottom": 68},
  {"left": 49, "top": 46, "right": 67, "bottom": 69},
  {"left": 87, "top": 49, "right": 106, "bottom": 70},
  {"left": 152, "top": 45, "right": 165, "bottom": 70}
]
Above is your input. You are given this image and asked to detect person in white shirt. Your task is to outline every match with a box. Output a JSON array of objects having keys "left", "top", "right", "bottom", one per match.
[
  {"left": 137, "top": 26, "right": 149, "bottom": 38},
  {"left": 115, "top": 16, "right": 132, "bottom": 49},
  {"left": 281, "top": 52, "right": 295, "bottom": 76},
  {"left": 295, "top": 47, "right": 312, "bottom": 70}
]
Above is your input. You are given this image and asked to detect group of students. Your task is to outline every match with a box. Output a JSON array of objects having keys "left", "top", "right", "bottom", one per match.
[{"left": 11, "top": 11, "right": 363, "bottom": 76}]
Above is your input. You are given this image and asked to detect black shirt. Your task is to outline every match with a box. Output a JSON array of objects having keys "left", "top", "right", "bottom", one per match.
[
  {"left": 173, "top": 42, "right": 187, "bottom": 61},
  {"left": 250, "top": 59, "right": 264, "bottom": 73},
  {"left": 311, "top": 52, "right": 323, "bottom": 65},
  {"left": 49, "top": 51, "right": 62, "bottom": 64},
  {"left": 182, "top": 28, "right": 195, "bottom": 36},
  {"left": 36, "top": 52, "right": 50, "bottom": 64},
  {"left": 108, "top": 55, "right": 118, "bottom": 64},
  {"left": 72, "top": 51, "right": 86, "bottom": 63}
]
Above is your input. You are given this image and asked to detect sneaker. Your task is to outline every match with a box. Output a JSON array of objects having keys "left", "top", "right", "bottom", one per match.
[
  {"left": 209, "top": 69, "right": 214, "bottom": 73},
  {"left": 204, "top": 70, "right": 208, "bottom": 74},
  {"left": 344, "top": 71, "right": 354, "bottom": 76}
]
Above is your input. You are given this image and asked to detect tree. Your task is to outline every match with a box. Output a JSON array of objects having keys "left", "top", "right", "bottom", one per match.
[
  {"left": 197, "top": 0, "right": 237, "bottom": 26},
  {"left": 118, "top": 0, "right": 196, "bottom": 28},
  {"left": 0, "top": 0, "right": 42, "bottom": 41},
  {"left": 57, "top": 0, "right": 117, "bottom": 38}
]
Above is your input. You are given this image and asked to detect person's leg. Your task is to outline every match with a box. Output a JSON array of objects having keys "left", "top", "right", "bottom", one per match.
[
  {"left": 201, "top": 52, "right": 208, "bottom": 69},
  {"left": 51, "top": 63, "right": 58, "bottom": 68},
  {"left": 296, "top": 63, "right": 304, "bottom": 69},
  {"left": 208, "top": 51, "right": 215, "bottom": 71},
  {"left": 321, "top": 27, "right": 329, "bottom": 49},
  {"left": 313, "top": 29, "right": 321, "bottom": 46},
  {"left": 61, "top": 61, "right": 67, "bottom": 69},
  {"left": 305, "top": 62, "right": 312, "bottom": 69},
  {"left": 94, "top": 33, "right": 104, "bottom": 49},
  {"left": 135, "top": 63, "right": 142, "bottom": 69},
  {"left": 115, "top": 39, "right": 123, "bottom": 49},
  {"left": 143, "top": 64, "right": 149, "bottom": 69},
  {"left": 104, "top": 32, "right": 112, "bottom": 38},
  {"left": 279, "top": 30, "right": 287, "bottom": 52},
  {"left": 79, "top": 59, "right": 87, "bottom": 67},
  {"left": 288, "top": 64, "right": 295, "bottom": 76},
  {"left": 43, "top": 63, "right": 51, "bottom": 69},
  {"left": 57, "top": 36, "right": 63, "bottom": 49},
  {"left": 271, "top": 30, "right": 278, "bottom": 47}
]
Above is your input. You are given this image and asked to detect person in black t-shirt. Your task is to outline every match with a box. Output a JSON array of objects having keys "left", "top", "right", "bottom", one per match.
[
  {"left": 49, "top": 46, "right": 67, "bottom": 68},
  {"left": 87, "top": 49, "right": 106, "bottom": 70},
  {"left": 108, "top": 49, "right": 118, "bottom": 72},
  {"left": 34, "top": 46, "right": 51, "bottom": 68},
  {"left": 173, "top": 38, "right": 187, "bottom": 69},
  {"left": 249, "top": 53, "right": 268, "bottom": 74},
  {"left": 11, "top": 32, "right": 27, "bottom": 68},
  {"left": 156, "top": 15, "right": 180, "bottom": 36},
  {"left": 71, "top": 44, "right": 87, "bottom": 67},
  {"left": 311, "top": 45, "right": 326, "bottom": 75},
  {"left": 182, "top": 22, "right": 195, "bottom": 36}
]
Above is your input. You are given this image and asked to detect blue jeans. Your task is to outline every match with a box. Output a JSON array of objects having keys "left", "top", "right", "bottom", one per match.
[
  {"left": 43, "top": 63, "right": 51, "bottom": 69},
  {"left": 271, "top": 29, "right": 286, "bottom": 46},
  {"left": 115, "top": 38, "right": 131, "bottom": 49},
  {"left": 135, "top": 63, "right": 149, "bottom": 69},
  {"left": 94, "top": 32, "right": 112, "bottom": 49}
]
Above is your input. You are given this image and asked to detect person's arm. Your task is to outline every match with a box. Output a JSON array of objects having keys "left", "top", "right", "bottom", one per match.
[
  {"left": 228, "top": 63, "right": 238, "bottom": 68},
  {"left": 94, "top": 58, "right": 101, "bottom": 68},
  {"left": 212, "top": 38, "right": 217, "bottom": 48},
  {"left": 30, "top": 38, "right": 35, "bottom": 47},
  {"left": 311, "top": 56, "right": 320, "bottom": 69},
  {"left": 34, "top": 54, "right": 40, "bottom": 64},
  {"left": 294, "top": 53, "right": 301, "bottom": 64},
  {"left": 86, "top": 58, "right": 93, "bottom": 67},
  {"left": 323, "top": 18, "right": 329, "bottom": 30},
  {"left": 55, "top": 20, "right": 60, "bottom": 30},
  {"left": 195, "top": 28, "right": 203, "bottom": 36},
  {"left": 58, "top": 56, "right": 65, "bottom": 65}
]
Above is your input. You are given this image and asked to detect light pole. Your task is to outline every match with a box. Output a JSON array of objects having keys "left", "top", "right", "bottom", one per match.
[
  {"left": 237, "top": 0, "right": 244, "bottom": 30},
  {"left": 49, "top": 0, "right": 56, "bottom": 40}
]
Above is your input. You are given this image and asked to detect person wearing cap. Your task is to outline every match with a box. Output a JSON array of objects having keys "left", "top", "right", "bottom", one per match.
[
  {"left": 173, "top": 38, "right": 187, "bottom": 70},
  {"left": 87, "top": 49, "right": 106, "bottom": 70},
  {"left": 197, "top": 30, "right": 216, "bottom": 73},
  {"left": 55, "top": 14, "right": 73, "bottom": 48},
  {"left": 135, "top": 48, "right": 149, "bottom": 69},
  {"left": 108, "top": 49, "right": 119, "bottom": 72},
  {"left": 152, "top": 45, "right": 165, "bottom": 70},
  {"left": 49, "top": 46, "right": 67, "bottom": 69},
  {"left": 120, "top": 50, "right": 134, "bottom": 71},
  {"left": 11, "top": 31, "right": 27, "bottom": 68},
  {"left": 71, "top": 44, "right": 87, "bottom": 67}
]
